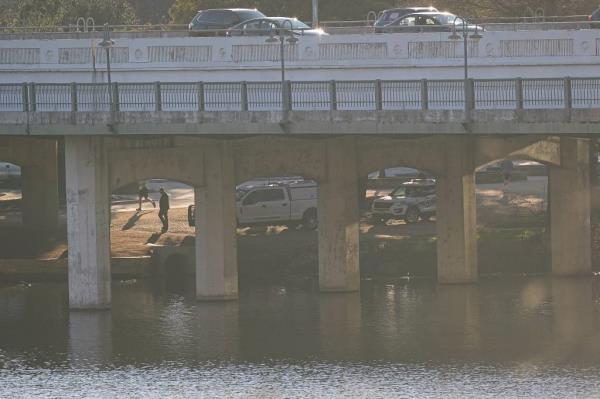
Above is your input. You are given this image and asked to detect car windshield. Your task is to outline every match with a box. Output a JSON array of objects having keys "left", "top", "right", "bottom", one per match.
[
  {"left": 272, "top": 18, "right": 310, "bottom": 29},
  {"left": 389, "top": 187, "right": 406, "bottom": 198}
]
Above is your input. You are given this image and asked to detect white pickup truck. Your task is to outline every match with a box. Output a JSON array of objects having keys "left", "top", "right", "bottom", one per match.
[{"left": 188, "top": 181, "right": 318, "bottom": 230}]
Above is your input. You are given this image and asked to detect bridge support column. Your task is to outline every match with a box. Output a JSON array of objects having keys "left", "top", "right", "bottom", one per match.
[
  {"left": 65, "top": 137, "right": 111, "bottom": 310},
  {"left": 318, "top": 138, "right": 360, "bottom": 292},
  {"left": 436, "top": 139, "right": 477, "bottom": 284},
  {"left": 549, "top": 138, "right": 591, "bottom": 276},
  {"left": 13, "top": 138, "right": 59, "bottom": 233},
  {"left": 195, "top": 143, "right": 238, "bottom": 301}
]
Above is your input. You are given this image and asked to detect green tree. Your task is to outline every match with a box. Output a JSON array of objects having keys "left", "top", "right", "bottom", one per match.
[{"left": 0, "top": 0, "right": 136, "bottom": 27}]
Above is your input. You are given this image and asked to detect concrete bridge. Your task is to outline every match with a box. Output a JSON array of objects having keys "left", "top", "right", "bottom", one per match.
[{"left": 0, "top": 29, "right": 598, "bottom": 310}]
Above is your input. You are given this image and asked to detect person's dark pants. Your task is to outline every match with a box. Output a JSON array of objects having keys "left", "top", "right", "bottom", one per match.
[{"left": 159, "top": 209, "right": 169, "bottom": 232}]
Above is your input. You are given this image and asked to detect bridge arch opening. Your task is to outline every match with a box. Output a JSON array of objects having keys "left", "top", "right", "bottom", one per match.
[
  {"left": 0, "top": 161, "right": 25, "bottom": 258},
  {"left": 475, "top": 159, "right": 549, "bottom": 275},
  {"left": 110, "top": 178, "right": 195, "bottom": 286},
  {"left": 360, "top": 165, "right": 438, "bottom": 280},
  {"left": 234, "top": 174, "right": 320, "bottom": 287}
]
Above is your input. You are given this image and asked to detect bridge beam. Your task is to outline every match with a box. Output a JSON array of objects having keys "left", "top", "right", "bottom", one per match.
[
  {"left": 195, "top": 142, "right": 238, "bottom": 301},
  {"left": 318, "top": 137, "right": 360, "bottom": 292},
  {"left": 549, "top": 137, "right": 591, "bottom": 276},
  {"left": 65, "top": 137, "right": 111, "bottom": 309},
  {"left": 435, "top": 138, "right": 478, "bottom": 284}
]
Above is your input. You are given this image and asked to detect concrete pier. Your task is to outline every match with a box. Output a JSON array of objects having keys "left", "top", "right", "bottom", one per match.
[
  {"left": 318, "top": 138, "right": 360, "bottom": 292},
  {"left": 549, "top": 138, "right": 592, "bottom": 276},
  {"left": 436, "top": 139, "right": 478, "bottom": 284},
  {"left": 195, "top": 142, "right": 238, "bottom": 301},
  {"left": 65, "top": 137, "right": 111, "bottom": 310}
]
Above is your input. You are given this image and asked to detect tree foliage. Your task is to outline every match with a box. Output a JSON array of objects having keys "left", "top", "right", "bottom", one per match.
[
  {"left": 167, "top": 0, "right": 599, "bottom": 24},
  {"left": 1, "top": 0, "right": 598, "bottom": 26},
  {"left": 0, "top": 0, "right": 136, "bottom": 26}
]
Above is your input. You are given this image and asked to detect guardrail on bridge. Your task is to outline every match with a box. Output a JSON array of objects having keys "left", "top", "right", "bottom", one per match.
[{"left": 1, "top": 78, "right": 598, "bottom": 113}]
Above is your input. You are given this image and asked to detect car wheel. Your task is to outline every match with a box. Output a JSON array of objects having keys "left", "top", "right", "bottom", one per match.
[
  {"left": 404, "top": 207, "right": 420, "bottom": 224},
  {"left": 302, "top": 209, "right": 318, "bottom": 230},
  {"left": 421, "top": 213, "right": 432, "bottom": 221}
]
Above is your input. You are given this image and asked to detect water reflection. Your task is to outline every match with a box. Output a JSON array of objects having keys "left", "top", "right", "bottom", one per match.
[
  {"left": 0, "top": 276, "right": 600, "bottom": 397},
  {"left": 69, "top": 311, "right": 112, "bottom": 366}
]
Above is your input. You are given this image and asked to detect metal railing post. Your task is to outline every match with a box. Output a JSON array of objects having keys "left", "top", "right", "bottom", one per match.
[
  {"left": 466, "top": 78, "right": 475, "bottom": 113},
  {"left": 283, "top": 80, "right": 292, "bottom": 112},
  {"left": 154, "top": 81, "right": 162, "bottom": 111},
  {"left": 71, "top": 82, "right": 78, "bottom": 112},
  {"left": 329, "top": 80, "right": 337, "bottom": 111},
  {"left": 564, "top": 77, "right": 572, "bottom": 109},
  {"left": 420, "top": 79, "right": 428, "bottom": 110},
  {"left": 375, "top": 79, "right": 383, "bottom": 111},
  {"left": 241, "top": 81, "right": 248, "bottom": 111},
  {"left": 111, "top": 82, "right": 119, "bottom": 112},
  {"left": 197, "top": 82, "right": 205, "bottom": 111},
  {"left": 21, "top": 83, "right": 29, "bottom": 112},
  {"left": 515, "top": 78, "right": 524, "bottom": 110},
  {"left": 28, "top": 83, "right": 36, "bottom": 112}
]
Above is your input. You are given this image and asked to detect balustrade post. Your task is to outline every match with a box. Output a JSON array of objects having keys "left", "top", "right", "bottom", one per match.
[
  {"left": 197, "top": 82, "right": 205, "bottom": 111},
  {"left": 515, "top": 78, "right": 524, "bottom": 110},
  {"left": 375, "top": 79, "right": 383, "bottom": 111},
  {"left": 154, "top": 82, "right": 162, "bottom": 112},
  {"left": 28, "top": 83, "right": 36, "bottom": 112},
  {"left": 564, "top": 77, "right": 572, "bottom": 110},
  {"left": 71, "top": 82, "right": 78, "bottom": 112},
  {"left": 241, "top": 81, "right": 248, "bottom": 111},
  {"left": 465, "top": 78, "right": 475, "bottom": 114},
  {"left": 111, "top": 82, "right": 119, "bottom": 112},
  {"left": 283, "top": 80, "right": 292, "bottom": 112},
  {"left": 329, "top": 80, "right": 337, "bottom": 111},
  {"left": 21, "top": 83, "right": 29, "bottom": 112},
  {"left": 420, "top": 79, "right": 429, "bottom": 110}
]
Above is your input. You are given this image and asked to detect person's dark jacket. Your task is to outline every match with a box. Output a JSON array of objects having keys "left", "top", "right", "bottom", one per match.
[{"left": 159, "top": 192, "right": 170, "bottom": 211}]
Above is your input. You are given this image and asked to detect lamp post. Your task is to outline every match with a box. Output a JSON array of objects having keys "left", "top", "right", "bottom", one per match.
[
  {"left": 266, "top": 19, "right": 298, "bottom": 116},
  {"left": 312, "top": 0, "right": 319, "bottom": 29},
  {"left": 98, "top": 23, "right": 115, "bottom": 111},
  {"left": 448, "top": 17, "right": 482, "bottom": 121}
]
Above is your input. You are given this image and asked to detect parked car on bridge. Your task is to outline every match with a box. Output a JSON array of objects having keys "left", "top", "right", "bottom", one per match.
[
  {"left": 377, "top": 12, "right": 483, "bottom": 33},
  {"left": 188, "top": 180, "right": 318, "bottom": 230},
  {"left": 373, "top": 6, "right": 438, "bottom": 29},
  {"left": 188, "top": 8, "right": 266, "bottom": 36},
  {"left": 227, "top": 17, "right": 328, "bottom": 36},
  {"left": 370, "top": 179, "right": 436, "bottom": 224}
]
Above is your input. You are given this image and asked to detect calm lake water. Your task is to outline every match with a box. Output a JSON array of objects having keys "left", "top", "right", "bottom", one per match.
[{"left": 1, "top": 276, "right": 600, "bottom": 398}]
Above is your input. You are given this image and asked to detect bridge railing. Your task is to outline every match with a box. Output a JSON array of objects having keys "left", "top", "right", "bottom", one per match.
[{"left": 2, "top": 78, "right": 599, "bottom": 113}]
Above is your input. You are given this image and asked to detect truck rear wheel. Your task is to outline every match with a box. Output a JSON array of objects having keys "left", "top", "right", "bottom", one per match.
[{"left": 302, "top": 209, "right": 318, "bottom": 231}]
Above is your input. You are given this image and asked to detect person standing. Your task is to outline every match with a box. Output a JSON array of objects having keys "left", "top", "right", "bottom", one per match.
[
  {"left": 137, "top": 181, "right": 156, "bottom": 211},
  {"left": 501, "top": 159, "right": 514, "bottom": 187},
  {"left": 158, "top": 187, "right": 170, "bottom": 233}
]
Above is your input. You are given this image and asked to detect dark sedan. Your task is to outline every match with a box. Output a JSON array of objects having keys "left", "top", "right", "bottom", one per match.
[
  {"left": 374, "top": 6, "right": 438, "bottom": 28},
  {"left": 378, "top": 12, "right": 483, "bottom": 33},
  {"left": 227, "top": 17, "right": 327, "bottom": 36}
]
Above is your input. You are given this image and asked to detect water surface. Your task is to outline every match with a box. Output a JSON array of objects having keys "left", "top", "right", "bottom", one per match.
[{"left": 1, "top": 276, "right": 600, "bottom": 398}]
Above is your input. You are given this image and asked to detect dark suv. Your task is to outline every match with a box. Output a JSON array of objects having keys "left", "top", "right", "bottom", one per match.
[
  {"left": 189, "top": 8, "right": 266, "bottom": 35},
  {"left": 374, "top": 6, "right": 438, "bottom": 29}
]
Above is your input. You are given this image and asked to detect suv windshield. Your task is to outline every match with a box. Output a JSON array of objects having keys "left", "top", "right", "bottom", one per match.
[
  {"left": 389, "top": 185, "right": 434, "bottom": 198},
  {"left": 237, "top": 10, "right": 266, "bottom": 20}
]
